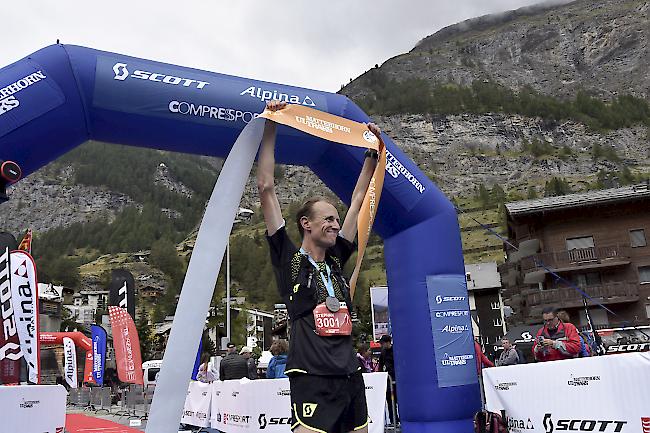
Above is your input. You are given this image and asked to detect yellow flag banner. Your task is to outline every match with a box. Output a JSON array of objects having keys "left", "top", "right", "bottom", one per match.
[{"left": 260, "top": 105, "right": 386, "bottom": 299}]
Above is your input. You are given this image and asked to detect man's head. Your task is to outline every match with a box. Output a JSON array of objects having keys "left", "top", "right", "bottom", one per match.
[
  {"left": 239, "top": 346, "right": 252, "bottom": 358},
  {"left": 295, "top": 197, "right": 340, "bottom": 247},
  {"left": 542, "top": 307, "right": 560, "bottom": 330},
  {"left": 379, "top": 334, "right": 392, "bottom": 349},
  {"left": 226, "top": 342, "right": 236, "bottom": 354},
  {"left": 501, "top": 338, "right": 512, "bottom": 350}
]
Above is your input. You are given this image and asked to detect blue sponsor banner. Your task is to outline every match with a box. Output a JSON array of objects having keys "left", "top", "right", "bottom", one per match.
[
  {"left": 92, "top": 55, "right": 328, "bottom": 129},
  {"left": 426, "top": 274, "right": 477, "bottom": 388},
  {"left": 0, "top": 61, "right": 65, "bottom": 138},
  {"left": 91, "top": 325, "right": 107, "bottom": 386},
  {"left": 191, "top": 339, "right": 202, "bottom": 381}
]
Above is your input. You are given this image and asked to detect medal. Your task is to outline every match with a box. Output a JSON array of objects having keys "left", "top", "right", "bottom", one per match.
[{"left": 325, "top": 296, "right": 340, "bottom": 312}]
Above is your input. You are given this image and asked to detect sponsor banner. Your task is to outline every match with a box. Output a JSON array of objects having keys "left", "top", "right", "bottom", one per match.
[
  {"left": 93, "top": 56, "right": 328, "bottom": 129},
  {"left": 109, "top": 269, "right": 136, "bottom": 320},
  {"left": 0, "top": 61, "right": 65, "bottom": 138},
  {"left": 0, "top": 246, "right": 23, "bottom": 384},
  {"left": 10, "top": 250, "right": 39, "bottom": 384},
  {"left": 108, "top": 306, "right": 143, "bottom": 384},
  {"left": 370, "top": 286, "right": 391, "bottom": 341},
  {"left": 181, "top": 381, "right": 212, "bottom": 428},
  {"left": 199, "top": 372, "right": 388, "bottom": 433},
  {"left": 63, "top": 336, "right": 78, "bottom": 389},
  {"left": 484, "top": 352, "right": 650, "bottom": 433},
  {"left": 91, "top": 325, "right": 107, "bottom": 386},
  {"left": 426, "top": 274, "right": 476, "bottom": 388},
  {"left": 0, "top": 384, "right": 66, "bottom": 433}
]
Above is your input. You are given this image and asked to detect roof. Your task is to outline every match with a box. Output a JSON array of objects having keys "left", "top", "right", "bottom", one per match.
[
  {"left": 464, "top": 262, "right": 501, "bottom": 290},
  {"left": 505, "top": 183, "right": 650, "bottom": 217}
]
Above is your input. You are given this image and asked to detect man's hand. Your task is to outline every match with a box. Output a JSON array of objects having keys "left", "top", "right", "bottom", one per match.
[
  {"left": 542, "top": 338, "right": 555, "bottom": 348},
  {"left": 266, "top": 100, "right": 287, "bottom": 112},
  {"left": 366, "top": 122, "right": 381, "bottom": 139}
]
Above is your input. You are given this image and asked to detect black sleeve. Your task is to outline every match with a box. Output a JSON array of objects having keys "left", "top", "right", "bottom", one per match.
[
  {"left": 266, "top": 226, "right": 297, "bottom": 298},
  {"left": 329, "top": 234, "right": 356, "bottom": 267}
]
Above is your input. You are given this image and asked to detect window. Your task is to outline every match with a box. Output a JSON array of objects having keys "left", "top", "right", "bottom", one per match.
[
  {"left": 572, "top": 272, "right": 601, "bottom": 287},
  {"left": 566, "top": 236, "right": 595, "bottom": 250},
  {"left": 630, "top": 229, "right": 647, "bottom": 248},
  {"left": 639, "top": 266, "right": 650, "bottom": 284}
]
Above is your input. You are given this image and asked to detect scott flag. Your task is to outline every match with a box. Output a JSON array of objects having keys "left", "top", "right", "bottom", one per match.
[
  {"left": 109, "top": 269, "right": 136, "bottom": 320},
  {"left": 109, "top": 306, "right": 143, "bottom": 384}
]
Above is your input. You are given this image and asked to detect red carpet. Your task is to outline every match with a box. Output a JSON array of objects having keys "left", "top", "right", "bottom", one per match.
[{"left": 65, "top": 414, "right": 143, "bottom": 432}]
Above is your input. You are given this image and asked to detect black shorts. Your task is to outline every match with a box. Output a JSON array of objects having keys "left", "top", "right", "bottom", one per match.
[{"left": 289, "top": 372, "right": 368, "bottom": 432}]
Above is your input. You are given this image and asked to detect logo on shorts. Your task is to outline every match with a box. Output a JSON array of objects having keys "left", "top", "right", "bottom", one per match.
[{"left": 303, "top": 403, "right": 317, "bottom": 418}]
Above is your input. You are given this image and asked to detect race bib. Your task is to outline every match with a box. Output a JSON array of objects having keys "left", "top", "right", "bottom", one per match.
[{"left": 313, "top": 302, "right": 352, "bottom": 336}]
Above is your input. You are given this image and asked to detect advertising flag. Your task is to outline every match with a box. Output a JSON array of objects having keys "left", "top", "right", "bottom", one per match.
[
  {"left": 109, "top": 269, "right": 136, "bottom": 320},
  {"left": 63, "top": 336, "right": 78, "bottom": 388},
  {"left": 0, "top": 245, "right": 22, "bottom": 384},
  {"left": 91, "top": 325, "right": 107, "bottom": 386},
  {"left": 109, "top": 306, "right": 143, "bottom": 384},
  {"left": 9, "top": 250, "right": 39, "bottom": 384}
]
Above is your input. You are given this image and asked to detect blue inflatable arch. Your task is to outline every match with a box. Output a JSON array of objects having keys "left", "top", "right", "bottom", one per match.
[{"left": 0, "top": 45, "right": 480, "bottom": 432}]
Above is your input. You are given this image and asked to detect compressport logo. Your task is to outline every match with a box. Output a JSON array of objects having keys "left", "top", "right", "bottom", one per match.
[
  {"left": 169, "top": 100, "right": 259, "bottom": 124},
  {"left": 542, "top": 413, "right": 626, "bottom": 433},
  {"left": 112, "top": 62, "right": 209, "bottom": 89}
]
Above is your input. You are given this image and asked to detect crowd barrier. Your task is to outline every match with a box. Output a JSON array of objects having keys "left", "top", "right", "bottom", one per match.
[
  {"left": 483, "top": 352, "right": 650, "bottom": 433},
  {"left": 0, "top": 384, "right": 66, "bottom": 432},
  {"left": 182, "top": 372, "right": 388, "bottom": 433}
]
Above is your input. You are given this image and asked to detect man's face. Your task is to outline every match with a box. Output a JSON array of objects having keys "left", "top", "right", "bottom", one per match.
[
  {"left": 502, "top": 339, "right": 512, "bottom": 350},
  {"left": 302, "top": 201, "right": 340, "bottom": 248},
  {"left": 543, "top": 312, "right": 559, "bottom": 330},
  {"left": 241, "top": 352, "right": 250, "bottom": 359},
  {"left": 227, "top": 346, "right": 236, "bottom": 354}
]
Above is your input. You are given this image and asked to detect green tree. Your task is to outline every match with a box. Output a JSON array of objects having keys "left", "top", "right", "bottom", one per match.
[
  {"left": 136, "top": 310, "right": 155, "bottom": 362},
  {"left": 527, "top": 185, "right": 538, "bottom": 199},
  {"left": 544, "top": 177, "right": 572, "bottom": 197}
]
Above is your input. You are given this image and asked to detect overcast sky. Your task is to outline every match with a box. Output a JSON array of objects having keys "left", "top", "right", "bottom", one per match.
[{"left": 2, "top": 0, "right": 550, "bottom": 92}]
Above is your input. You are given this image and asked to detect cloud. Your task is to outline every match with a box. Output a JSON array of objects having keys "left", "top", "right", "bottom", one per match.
[{"left": 1, "top": 0, "right": 549, "bottom": 92}]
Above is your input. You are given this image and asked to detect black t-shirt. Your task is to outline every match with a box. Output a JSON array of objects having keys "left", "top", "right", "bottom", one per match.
[{"left": 267, "top": 226, "right": 358, "bottom": 376}]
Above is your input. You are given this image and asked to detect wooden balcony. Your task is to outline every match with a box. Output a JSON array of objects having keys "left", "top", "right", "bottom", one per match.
[
  {"left": 520, "top": 244, "right": 631, "bottom": 273},
  {"left": 524, "top": 281, "right": 639, "bottom": 309}
]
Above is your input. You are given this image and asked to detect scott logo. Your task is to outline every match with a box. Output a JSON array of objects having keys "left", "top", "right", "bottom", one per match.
[
  {"left": 111, "top": 62, "right": 209, "bottom": 89},
  {"left": 543, "top": 413, "right": 626, "bottom": 433},
  {"left": 113, "top": 63, "right": 129, "bottom": 81},
  {"left": 258, "top": 414, "right": 292, "bottom": 430},
  {"left": 435, "top": 295, "right": 465, "bottom": 304}
]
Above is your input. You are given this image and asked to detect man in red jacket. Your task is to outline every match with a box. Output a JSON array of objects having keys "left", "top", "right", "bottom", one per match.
[{"left": 533, "top": 307, "right": 581, "bottom": 362}]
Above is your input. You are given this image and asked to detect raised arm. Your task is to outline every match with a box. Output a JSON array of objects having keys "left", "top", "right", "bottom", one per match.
[
  {"left": 257, "top": 101, "right": 286, "bottom": 235},
  {"left": 340, "top": 123, "right": 380, "bottom": 242}
]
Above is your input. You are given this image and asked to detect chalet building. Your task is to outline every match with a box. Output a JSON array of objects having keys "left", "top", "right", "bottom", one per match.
[{"left": 499, "top": 184, "right": 650, "bottom": 330}]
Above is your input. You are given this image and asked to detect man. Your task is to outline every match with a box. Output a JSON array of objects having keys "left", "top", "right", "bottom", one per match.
[
  {"left": 496, "top": 338, "right": 519, "bottom": 366},
  {"left": 533, "top": 307, "right": 581, "bottom": 362},
  {"left": 258, "top": 100, "right": 379, "bottom": 433},
  {"left": 378, "top": 335, "right": 397, "bottom": 426},
  {"left": 219, "top": 343, "right": 248, "bottom": 380},
  {"left": 239, "top": 346, "right": 258, "bottom": 379}
]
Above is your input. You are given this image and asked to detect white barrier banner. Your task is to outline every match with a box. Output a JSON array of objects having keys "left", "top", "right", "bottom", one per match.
[
  {"left": 483, "top": 352, "right": 650, "bottom": 433},
  {"left": 0, "top": 384, "right": 66, "bottom": 433},
  {"left": 63, "top": 336, "right": 78, "bottom": 389},
  {"left": 189, "top": 373, "right": 388, "bottom": 433},
  {"left": 181, "top": 381, "right": 212, "bottom": 427}
]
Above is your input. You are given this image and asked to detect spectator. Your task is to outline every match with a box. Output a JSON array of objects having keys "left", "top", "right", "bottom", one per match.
[
  {"left": 378, "top": 335, "right": 398, "bottom": 425},
  {"left": 219, "top": 343, "right": 248, "bottom": 380},
  {"left": 267, "top": 340, "right": 289, "bottom": 379},
  {"left": 239, "top": 346, "right": 258, "bottom": 379},
  {"left": 557, "top": 310, "right": 591, "bottom": 357},
  {"left": 495, "top": 338, "right": 519, "bottom": 366},
  {"left": 356, "top": 343, "right": 372, "bottom": 373},
  {"left": 474, "top": 337, "right": 494, "bottom": 374},
  {"left": 533, "top": 307, "right": 581, "bottom": 362},
  {"left": 196, "top": 353, "right": 215, "bottom": 383}
]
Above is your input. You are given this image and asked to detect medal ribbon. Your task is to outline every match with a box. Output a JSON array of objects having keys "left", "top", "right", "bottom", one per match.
[{"left": 300, "top": 248, "right": 334, "bottom": 298}]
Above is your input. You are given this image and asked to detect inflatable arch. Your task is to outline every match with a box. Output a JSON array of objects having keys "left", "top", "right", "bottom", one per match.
[
  {"left": 0, "top": 45, "right": 479, "bottom": 432},
  {"left": 40, "top": 331, "right": 94, "bottom": 384}
]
